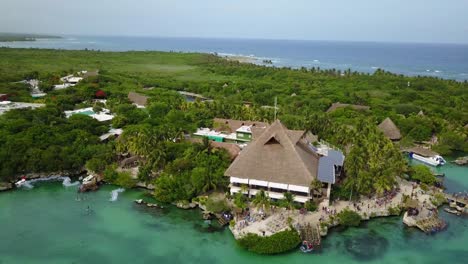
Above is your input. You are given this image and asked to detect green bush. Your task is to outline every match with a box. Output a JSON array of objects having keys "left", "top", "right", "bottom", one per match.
[
  {"left": 337, "top": 209, "right": 362, "bottom": 227},
  {"left": 388, "top": 206, "right": 401, "bottom": 216},
  {"left": 410, "top": 165, "right": 437, "bottom": 185},
  {"left": 115, "top": 171, "right": 136, "bottom": 188},
  {"left": 304, "top": 200, "right": 317, "bottom": 212},
  {"left": 205, "top": 197, "right": 229, "bottom": 213},
  {"left": 431, "top": 192, "right": 446, "bottom": 207},
  {"left": 237, "top": 229, "right": 301, "bottom": 254}
]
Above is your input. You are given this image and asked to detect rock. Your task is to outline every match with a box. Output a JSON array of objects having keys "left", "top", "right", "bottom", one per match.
[
  {"left": 136, "top": 182, "right": 155, "bottom": 190},
  {"left": 79, "top": 174, "right": 99, "bottom": 192},
  {"left": 0, "top": 182, "right": 13, "bottom": 192},
  {"left": 174, "top": 200, "right": 197, "bottom": 209},
  {"left": 402, "top": 212, "right": 416, "bottom": 227},
  {"left": 453, "top": 156, "right": 468, "bottom": 166}
]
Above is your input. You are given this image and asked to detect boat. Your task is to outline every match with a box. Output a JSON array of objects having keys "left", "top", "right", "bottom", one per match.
[
  {"left": 444, "top": 208, "right": 461, "bottom": 216},
  {"left": 300, "top": 241, "right": 314, "bottom": 253},
  {"left": 15, "top": 178, "right": 27, "bottom": 187},
  {"left": 409, "top": 152, "right": 446, "bottom": 166}
]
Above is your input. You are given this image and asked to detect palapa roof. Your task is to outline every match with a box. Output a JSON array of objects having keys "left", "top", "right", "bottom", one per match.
[
  {"left": 213, "top": 118, "right": 268, "bottom": 134},
  {"left": 128, "top": 92, "right": 148, "bottom": 107},
  {"left": 378, "top": 117, "right": 402, "bottom": 140},
  {"left": 189, "top": 138, "right": 241, "bottom": 160},
  {"left": 225, "top": 120, "right": 320, "bottom": 187},
  {"left": 326, "top": 102, "right": 370, "bottom": 113}
]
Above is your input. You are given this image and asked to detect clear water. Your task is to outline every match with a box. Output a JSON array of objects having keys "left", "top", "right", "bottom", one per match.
[
  {"left": 2, "top": 36, "right": 468, "bottom": 80},
  {"left": 0, "top": 162, "right": 467, "bottom": 263}
]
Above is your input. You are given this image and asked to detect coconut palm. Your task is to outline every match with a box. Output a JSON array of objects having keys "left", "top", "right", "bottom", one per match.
[
  {"left": 252, "top": 190, "right": 270, "bottom": 211},
  {"left": 283, "top": 192, "right": 295, "bottom": 211},
  {"left": 310, "top": 179, "right": 323, "bottom": 199}
]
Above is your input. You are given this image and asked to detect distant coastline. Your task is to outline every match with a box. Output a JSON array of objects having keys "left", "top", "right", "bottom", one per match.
[
  {"left": 1, "top": 35, "right": 467, "bottom": 81},
  {"left": 0, "top": 33, "right": 61, "bottom": 42}
]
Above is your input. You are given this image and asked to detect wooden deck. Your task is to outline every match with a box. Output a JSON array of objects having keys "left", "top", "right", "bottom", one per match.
[{"left": 299, "top": 223, "right": 321, "bottom": 247}]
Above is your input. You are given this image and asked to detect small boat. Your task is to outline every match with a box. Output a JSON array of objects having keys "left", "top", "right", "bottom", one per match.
[
  {"left": 409, "top": 152, "right": 446, "bottom": 166},
  {"left": 444, "top": 208, "right": 461, "bottom": 216},
  {"left": 15, "top": 178, "right": 27, "bottom": 187},
  {"left": 300, "top": 241, "right": 314, "bottom": 253}
]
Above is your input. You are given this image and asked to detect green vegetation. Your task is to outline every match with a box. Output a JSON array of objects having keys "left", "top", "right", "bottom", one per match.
[
  {"left": 388, "top": 206, "right": 402, "bottom": 216},
  {"left": 337, "top": 209, "right": 362, "bottom": 227},
  {"left": 431, "top": 192, "right": 446, "bottom": 207},
  {"left": 410, "top": 165, "right": 437, "bottom": 185},
  {"left": 0, "top": 48, "right": 466, "bottom": 200},
  {"left": 237, "top": 229, "right": 301, "bottom": 254}
]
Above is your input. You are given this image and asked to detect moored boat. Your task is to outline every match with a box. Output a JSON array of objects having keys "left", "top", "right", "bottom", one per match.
[
  {"left": 444, "top": 207, "right": 461, "bottom": 216},
  {"left": 409, "top": 152, "right": 446, "bottom": 166}
]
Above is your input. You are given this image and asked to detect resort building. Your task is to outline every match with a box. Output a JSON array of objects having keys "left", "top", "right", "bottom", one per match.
[
  {"left": 378, "top": 117, "right": 402, "bottom": 141},
  {"left": 193, "top": 118, "right": 268, "bottom": 144},
  {"left": 54, "top": 72, "right": 88, "bottom": 90},
  {"left": 0, "top": 101, "right": 45, "bottom": 115},
  {"left": 225, "top": 120, "right": 344, "bottom": 204},
  {"left": 64, "top": 107, "right": 114, "bottom": 122},
  {"left": 128, "top": 92, "right": 148, "bottom": 108}
]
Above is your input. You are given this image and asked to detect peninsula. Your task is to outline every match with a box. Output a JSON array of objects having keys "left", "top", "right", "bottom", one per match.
[{"left": 0, "top": 48, "right": 467, "bottom": 255}]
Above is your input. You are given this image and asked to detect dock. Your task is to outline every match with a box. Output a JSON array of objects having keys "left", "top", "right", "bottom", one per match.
[{"left": 299, "top": 223, "right": 321, "bottom": 248}]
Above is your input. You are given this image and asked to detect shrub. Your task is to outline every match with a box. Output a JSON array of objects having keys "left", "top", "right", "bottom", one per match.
[
  {"left": 115, "top": 171, "right": 136, "bottom": 188},
  {"left": 237, "top": 229, "right": 301, "bottom": 254},
  {"left": 205, "top": 197, "right": 228, "bottom": 213},
  {"left": 304, "top": 200, "right": 317, "bottom": 212},
  {"left": 388, "top": 206, "right": 401, "bottom": 216},
  {"left": 431, "top": 192, "right": 446, "bottom": 207},
  {"left": 411, "top": 165, "right": 437, "bottom": 185},
  {"left": 337, "top": 209, "right": 362, "bottom": 227}
]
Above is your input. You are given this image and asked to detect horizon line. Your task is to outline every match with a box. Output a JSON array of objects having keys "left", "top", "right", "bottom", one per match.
[{"left": 2, "top": 31, "right": 468, "bottom": 46}]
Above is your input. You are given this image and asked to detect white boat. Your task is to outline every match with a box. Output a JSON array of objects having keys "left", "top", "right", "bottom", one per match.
[
  {"left": 15, "top": 178, "right": 27, "bottom": 187},
  {"left": 410, "top": 152, "right": 446, "bottom": 166}
]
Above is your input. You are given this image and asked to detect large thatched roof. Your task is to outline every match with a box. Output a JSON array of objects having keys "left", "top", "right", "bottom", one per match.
[
  {"left": 378, "top": 117, "right": 402, "bottom": 140},
  {"left": 128, "top": 92, "right": 148, "bottom": 107},
  {"left": 225, "top": 120, "right": 320, "bottom": 186},
  {"left": 326, "top": 102, "right": 370, "bottom": 113}
]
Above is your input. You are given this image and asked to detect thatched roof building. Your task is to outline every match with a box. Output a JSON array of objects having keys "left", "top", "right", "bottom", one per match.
[
  {"left": 378, "top": 117, "right": 402, "bottom": 141},
  {"left": 225, "top": 120, "right": 321, "bottom": 187},
  {"left": 128, "top": 92, "right": 148, "bottom": 107},
  {"left": 326, "top": 102, "right": 370, "bottom": 113},
  {"left": 213, "top": 118, "right": 268, "bottom": 134}
]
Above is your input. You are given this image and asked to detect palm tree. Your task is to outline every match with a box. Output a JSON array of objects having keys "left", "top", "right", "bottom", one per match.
[
  {"left": 310, "top": 179, "right": 323, "bottom": 200},
  {"left": 283, "top": 192, "right": 295, "bottom": 211},
  {"left": 252, "top": 190, "right": 270, "bottom": 211}
]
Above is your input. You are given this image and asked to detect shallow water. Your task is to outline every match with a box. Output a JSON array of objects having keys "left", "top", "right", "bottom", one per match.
[{"left": 0, "top": 163, "right": 467, "bottom": 264}]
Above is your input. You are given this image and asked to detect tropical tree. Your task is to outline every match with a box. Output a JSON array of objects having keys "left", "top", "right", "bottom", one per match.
[
  {"left": 252, "top": 190, "right": 270, "bottom": 211},
  {"left": 310, "top": 179, "right": 323, "bottom": 199},
  {"left": 283, "top": 192, "right": 295, "bottom": 211}
]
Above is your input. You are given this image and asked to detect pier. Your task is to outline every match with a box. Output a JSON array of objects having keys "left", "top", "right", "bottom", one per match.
[{"left": 299, "top": 223, "right": 321, "bottom": 248}]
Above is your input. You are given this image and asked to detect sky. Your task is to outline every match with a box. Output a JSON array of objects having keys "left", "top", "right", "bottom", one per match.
[{"left": 1, "top": 0, "right": 468, "bottom": 43}]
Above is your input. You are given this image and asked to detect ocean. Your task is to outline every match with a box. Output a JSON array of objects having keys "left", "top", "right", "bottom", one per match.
[{"left": 1, "top": 35, "right": 468, "bottom": 81}]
